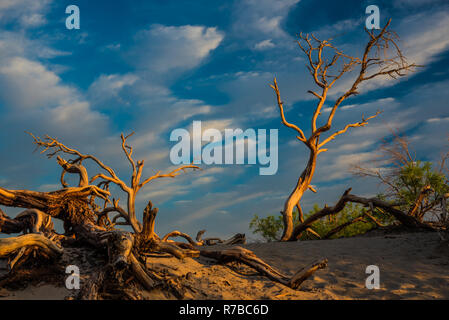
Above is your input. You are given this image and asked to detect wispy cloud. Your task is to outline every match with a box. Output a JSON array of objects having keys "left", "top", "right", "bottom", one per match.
[
  {"left": 179, "top": 191, "right": 269, "bottom": 224},
  {"left": 0, "top": 0, "right": 50, "bottom": 28},
  {"left": 131, "top": 24, "right": 224, "bottom": 75}
]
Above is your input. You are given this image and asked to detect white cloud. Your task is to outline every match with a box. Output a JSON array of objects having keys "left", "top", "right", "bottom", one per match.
[
  {"left": 20, "top": 13, "right": 46, "bottom": 27},
  {"left": 192, "top": 176, "right": 216, "bottom": 186},
  {"left": 179, "top": 191, "right": 268, "bottom": 224},
  {"left": 104, "top": 43, "right": 121, "bottom": 51},
  {"left": 137, "top": 183, "right": 191, "bottom": 201},
  {"left": 0, "top": 57, "right": 74, "bottom": 109},
  {"left": 0, "top": 47, "right": 107, "bottom": 141},
  {"left": 322, "top": 98, "right": 396, "bottom": 113},
  {"left": 0, "top": 0, "right": 50, "bottom": 28},
  {"left": 133, "top": 24, "right": 224, "bottom": 74},
  {"left": 133, "top": 87, "right": 213, "bottom": 133},
  {"left": 255, "top": 39, "right": 275, "bottom": 50},
  {"left": 90, "top": 74, "right": 138, "bottom": 94},
  {"left": 337, "top": 140, "right": 375, "bottom": 152},
  {"left": 318, "top": 151, "right": 376, "bottom": 181},
  {"left": 427, "top": 117, "right": 449, "bottom": 123},
  {"left": 0, "top": 56, "right": 106, "bottom": 135},
  {"left": 233, "top": 0, "right": 299, "bottom": 38},
  {"left": 0, "top": 31, "right": 70, "bottom": 60},
  {"left": 195, "top": 119, "right": 235, "bottom": 132},
  {"left": 88, "top": 73, "right": 139, "bottom": 106},
  {"left": 401, "top": 11, "right": 449, "bottom": 66}
]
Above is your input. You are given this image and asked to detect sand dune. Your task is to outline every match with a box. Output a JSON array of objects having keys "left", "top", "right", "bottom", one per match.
[{"left": 1, "top": 231, "right": 448, "bottom": 300}]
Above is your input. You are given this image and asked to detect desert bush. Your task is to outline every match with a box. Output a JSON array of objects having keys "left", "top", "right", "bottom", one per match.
[
  {"left": 354, "top": 132, "right": 449, "bottom": 223},
  {"left": 250, "top": 203, "right": 392, "bottom": 242},
  {"left": 250, "top": 211, "right": 298, "bottom": 242},
  {"left": 393, "top": 161, "right": 448, "bottom": 217}
]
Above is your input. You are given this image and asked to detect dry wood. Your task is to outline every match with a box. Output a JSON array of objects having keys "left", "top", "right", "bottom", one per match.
[
  {"left": 200, "top": 246, "right": 327, "bottom": 289},
  {"left": 0, "top": 131, "right": 329, "bottom": 298},
  {"left": 194, "top": 230, "right": 246, "bottom": 246},
  {"left": 288, "top": 259, "right": 329, "bottom": 289},
  {"left": 128, "top": 253, "right": 156, "bottom": 290},
  {"left": 291, "top": 188, "right": 434, "bottom": 240},
  {"left": 0, "top": 234, "right": 63, "bottom": 258},
  {"left": 323, "top": 216, "right": 366, "bottom": 239},
  {"left": 162, "top": 231, "right": 202, "bottom": 246},
  {"left": 271, "top": 20, "right": 417, "bottom": 241}
]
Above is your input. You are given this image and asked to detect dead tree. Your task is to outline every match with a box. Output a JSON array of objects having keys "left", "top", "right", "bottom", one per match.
[
  {"left": 271, "top": 19, "right": 418, "bottom": 241},
  {"left": 0, "top": 132, "right": 326, "bottom": 298}
]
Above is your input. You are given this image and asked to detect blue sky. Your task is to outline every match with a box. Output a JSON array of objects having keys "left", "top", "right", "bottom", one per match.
[{"left": 0, "top": 0, "right": 448, "bottom": 240}]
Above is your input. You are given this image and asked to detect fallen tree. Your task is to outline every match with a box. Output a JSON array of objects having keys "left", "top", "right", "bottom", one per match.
[
  {"left": 0, "top": 133, "right": 327, "bottom": 299},
  {"left": 290, "top": 188, "right": 436, "bottom": 240}
]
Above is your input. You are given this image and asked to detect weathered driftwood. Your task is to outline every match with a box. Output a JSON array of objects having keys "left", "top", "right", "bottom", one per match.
[
  {"left": 195, "top": 230, "right": 246, "bottom": 246},
  {"left": 0, "top": 208, "right": 27, "bottom": 234},
  {"left": 200, "top": 246, "right": 327, "bottom": 289},
  {"left": 0, "top": 132, "right": 328, "bottom": 298},
  {"left": 0, "top": 234, "right": 63, "bottom": 264},
  {"left": 323, "top": 216, "right": 366, "bottom": 239},
  {"left": 291, "top": 188, "right": 435, "bottom": 240},
  {"left": 0, "top": 234, "right": 62, "bottom": 257},
  {"left": 162, "top": 229, "right": 246, "bottom": 247}
]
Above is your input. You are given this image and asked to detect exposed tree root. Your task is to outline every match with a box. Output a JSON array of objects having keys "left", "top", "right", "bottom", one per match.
[
  {"left": 0, "top": 208, "right": 55, "bottom": 235},
  {"left": 162, "top": 229, "right": 246, "bottom": 246},
  {"left": 0, "top": 132, "right": 328, "bottom": 299},
  {"left": 0, "top": 234, "right": 63, "bottom": 259}
]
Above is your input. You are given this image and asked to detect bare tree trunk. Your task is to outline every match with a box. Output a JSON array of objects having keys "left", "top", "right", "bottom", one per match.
[
  {"left": 127, "top": 192, "right": 142, "bottom": 233},
  {"left": 271, "top": 20, "right": 416, "bottom": 241},
  {"left": 281, "top": 150, "right": 317, "bottom": 241}
]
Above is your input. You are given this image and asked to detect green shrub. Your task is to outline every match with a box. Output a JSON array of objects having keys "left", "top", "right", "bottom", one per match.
[
  {"left": 393, "top": 161, "right": 449, "bottom": 215},
  {"left": 249, "top": 210, "right": 298, "bottom": 242},
  {"left": 250, "top": 203, "right": 392, "bottom": 242}
]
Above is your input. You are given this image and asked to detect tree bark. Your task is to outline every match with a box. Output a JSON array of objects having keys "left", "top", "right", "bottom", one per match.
[
  {"left": 281, "top": 150, "right": 317, "bottom": 241},
  {"left": 291, "top": 189, "right": 434, "bottom": 240},
  {"left": 323, "top": 216, "right": 366, "bottom": 239},
  {"left": 199, "top": 246, "right": 327, "bottom": 289},
  {"left": 0, "top": 234, "right": 63, "bottom": 258}
]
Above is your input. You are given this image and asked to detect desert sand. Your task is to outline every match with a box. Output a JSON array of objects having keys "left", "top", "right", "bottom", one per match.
[{"left": 1, "top": 230, "right": 448, "bottom": 300}]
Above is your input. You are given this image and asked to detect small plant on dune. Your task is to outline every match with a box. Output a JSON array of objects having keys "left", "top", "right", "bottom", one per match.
[
  {"left": 250, "top": 203, "right": 393, "bottom": 242},
  {"left": 353, "top": 133, "right": 449, "bottom": 224},
  {"left": 394, "top": 161, "right": 448, "bottom": 220},
  {"left": 299, "top": 203, "right": 391, "bottom": 240},
  {"left": 250, "top": 211, "right": 299, "bottom": 242}
]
